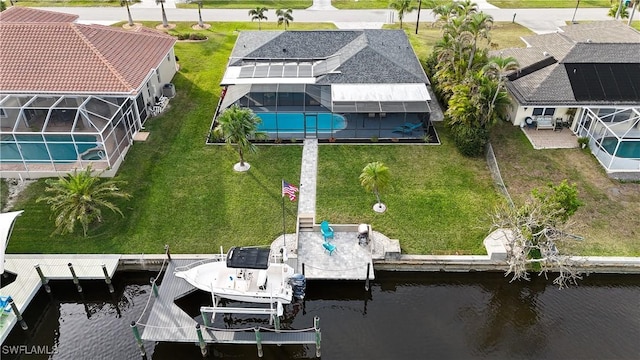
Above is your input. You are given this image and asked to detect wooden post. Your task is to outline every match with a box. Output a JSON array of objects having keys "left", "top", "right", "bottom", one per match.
[
  {"left": 314, "top": 316, "right": 321, "bottom": 358},
  {"left": 254, "top": 327, "right": 263, "bottom": 357},
  {"left": 164, "top": 244, "right": 172, "bottom": 261},
  {"left": 150, "top": 277, "right": 159, "bottom": 297},
  {"left": 195, "top": 324, "right": 207, "bottom": 357},
  {"left": 34, "top": 264, "right": 51, "bottom": 293},
  {"left": 9, "top": 299, "right": 28, "bottom": 330},
  {"left": 68, "top": 263, "right": 82, "bottom": 293},
  {"left": 101, "top": 264, "right": 115, "bottom": 294},
  {"left": 365, "top": 263, "right": 370, "bottom": 291},
  {"left": 130, "top": 321, "right": 147, "bottom": 357}
]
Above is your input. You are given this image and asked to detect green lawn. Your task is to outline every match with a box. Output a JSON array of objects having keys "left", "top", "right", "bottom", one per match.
[
  {"left": 177, "top": 0, "right": 312, "bottom": 9},
  {"left": 491, "top": 125, "right": 640, "bottom": 256},
  {"left": 392, "top": 22, "right": 532, "bottom": 60},
  {"left": 7, "top": 1, "right": 123, "bottom": 7},
  {"left": 488, "top": 0, "right": 611, "bottom": 8},
  {"left": 332, "top": 0, "right": 450, "bottom": 10},
  {"left": 316, "top": 134, "right": 504, "bottom": 255}
]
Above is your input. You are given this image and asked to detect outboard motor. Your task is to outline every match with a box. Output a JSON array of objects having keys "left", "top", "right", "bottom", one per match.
[{"left": 289, "top": 273, "right": 306, "bottom": 300}]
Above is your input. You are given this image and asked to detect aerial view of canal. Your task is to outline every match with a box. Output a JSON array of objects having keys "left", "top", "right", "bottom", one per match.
[{"left": 2, "top": 271, "right": 639, "bottom": 359}]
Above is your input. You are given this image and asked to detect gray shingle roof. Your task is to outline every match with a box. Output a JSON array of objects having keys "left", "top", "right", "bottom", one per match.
[
  {"left": 229, "top": 30, "right": 429, "bottom": 84},
  {"left": 495, "top": 21, "right": 640, "bottom": 105}
]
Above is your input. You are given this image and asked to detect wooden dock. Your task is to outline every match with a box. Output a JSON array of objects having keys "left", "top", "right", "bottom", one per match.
[
  {"left": 140, "top": 259, "right": 319, "bottom": 353},
  {"left": 0, "top": 254, "right": 120, "bottom": 344}
]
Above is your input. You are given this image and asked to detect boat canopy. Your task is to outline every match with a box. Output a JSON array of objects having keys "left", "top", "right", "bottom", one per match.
[{"left": 226, "top": 247, "right": 271, "bottom": 269}]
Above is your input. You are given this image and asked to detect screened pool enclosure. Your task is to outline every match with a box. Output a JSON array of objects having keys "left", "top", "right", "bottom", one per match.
[
  {"left": 0, "top": 94, "right": 145, "bottom": 177},
  {"left": 575, "top": 107, "right": 640, "bottom": 175},
  {"left": 214, "top": 83, "right": 434, "bottom": 141}
]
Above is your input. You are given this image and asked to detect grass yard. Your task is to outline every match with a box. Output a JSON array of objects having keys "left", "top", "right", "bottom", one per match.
[
  {"left": 177, "top": 0, "right": 312, "bottom": 9},
  {"left": 316, "top": 132, "right": 504, "bottom": 255},
  {"left": 396, "top": 22, "right": 532, "bottom": 60},
  {"left": 491, "top": 124, "right": 640, "bottom": 256},
  {"left": 6, "top": 1, "right": 123, "bottom": 7},
  {"left": 0, "top": 179, "right": 8, "bottom": 210},
  {"left": 5, "top": 22, "right": 337, "bottom": 255},
  {"left": 488, "top": 0, "right": 611, "bottom": 8}
]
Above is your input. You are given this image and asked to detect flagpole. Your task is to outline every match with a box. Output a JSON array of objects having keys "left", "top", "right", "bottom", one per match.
[{"left": 282, "top": 179, "right": 286, "bottom": 251}]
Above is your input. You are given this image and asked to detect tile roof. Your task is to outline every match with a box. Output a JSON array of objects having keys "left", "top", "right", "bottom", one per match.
[
  {"left": 494, "top": 21, "right": 640, "bottom": 105},
  {"left": 0, "top": 16, "right": 175, "bottom": 94},
  {"left": 229, "top": 30, "right": 429, "bottom": 85},
  {"left": 0, "top": 6, "right": 78, "bottom": 23}
]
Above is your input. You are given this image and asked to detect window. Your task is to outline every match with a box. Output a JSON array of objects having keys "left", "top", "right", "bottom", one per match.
[{"left": 532, "top": 107, "right": 555, "bottom": 116}]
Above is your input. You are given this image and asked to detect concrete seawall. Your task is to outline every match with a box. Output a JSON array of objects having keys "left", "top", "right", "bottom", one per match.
[{"left": 117, "top": 254, "right": 640, "bottom": 274}]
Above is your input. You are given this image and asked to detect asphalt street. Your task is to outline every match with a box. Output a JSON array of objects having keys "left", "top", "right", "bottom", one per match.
[{"left": 39, "top": 5, "right": 615, "bottom": 34}]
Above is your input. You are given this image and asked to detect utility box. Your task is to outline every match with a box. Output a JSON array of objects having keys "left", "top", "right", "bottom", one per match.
[{"left": 162, "top": 83, "right": 176, "bottom": 98}]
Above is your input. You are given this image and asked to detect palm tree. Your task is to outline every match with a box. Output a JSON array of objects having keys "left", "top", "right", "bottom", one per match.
[
  {"left": 609, "top": 1, "right": 629, "bottom": 18},
  {"left": 36, "top": 165, "right": 131, "bottom": 237},
  {"left": 276, "top": 8, "right": 294, "bottom": 30},
  {"left": 483, "top": 56, "right": 519, "bottom": 121},
  {"left": 249, "top": 7, "right": 268, "bottom": 30},
  {"left": 193, "top": 0, "right": 204, "bottom": 28},
  {"left": 120, "top": 0, "right": 134, "bottom": 27},
  {"left": 0, "top": 1, "right": 6, "bottom": 12},
  {"left": 156, "top": 0, "right": 169, "bottom": 28},
  {"left": 389, "top": 0, "right": 416, "bottom": 29},
  {"left": 212, "top": 105, "right": 268, "bottom": 171},
  {"left": 359, "top": 161, "right": 390, "bottom": 213},
  {"left": 464, "top": 12, "right": 493, "bottom": 70}
]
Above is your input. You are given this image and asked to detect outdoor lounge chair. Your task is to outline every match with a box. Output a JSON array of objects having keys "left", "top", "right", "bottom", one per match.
[
  {"left": 392, "top": 122, "right": 423, "bottom": 134},
  {"left": 320, "top": 220, "right": 334, "bottom": 241},
  {"left": 322, "top": 241, "right": 337, "bottom": 255}
]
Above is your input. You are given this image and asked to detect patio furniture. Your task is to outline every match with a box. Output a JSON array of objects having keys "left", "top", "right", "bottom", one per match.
[
  {"left": 536, "top": 116, "right": 555, "bottom": 130},
  {"left": 322, "top": 241, "right": 337, "bottom": 255},
  {"left": 320, "top": 220, "right": 334, "bottom": 241},
  {"left": 392, "top": 122, "right": 423, "bottom": 134}
]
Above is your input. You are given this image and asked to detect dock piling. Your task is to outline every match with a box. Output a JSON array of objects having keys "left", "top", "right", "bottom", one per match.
[
  {"left": 130, "top": 321, "right": 147, "bottom": 357},
  {"left": 365, "top": 263, "right": 371, "bottom": 291},
  {"left": 150, "top": 277, "right": 159, "bottom": 297},
  {"left": 314, "top": 316, "right": 321, "bottom": 358},
  {"left": 201, "top": 310, "right": 210, "bottom": 327},
  {"left": 302, "top": 263, "right": 305, "bottom": 276},
  {"left": 67, "top": 263, "right": 82, "bottom": 293},
  {"left": 164, "top": 244, "right": 172, "bottom": 261},
  {"left": 34, "top": 264, "right": 51, "bottom": 293},
  {"left": 254, "top": 327, "right": 263, "bottom": 357},
  {"left": 8, "top": 299, "right": 28, "bottom": 330},
  {"left": 101, "top": 263, "right": 115, "bottom": 294},
  {"left": 195, "top": 324, "right": 208, "bottom": 357}
]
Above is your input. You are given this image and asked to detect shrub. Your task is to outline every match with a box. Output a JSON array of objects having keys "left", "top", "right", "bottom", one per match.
[
  {"left": 189, "top": 33, "right": 207, "bottom": 40},
  {"left": 450, "top": 124, "right": 488, "bottom": 157}
]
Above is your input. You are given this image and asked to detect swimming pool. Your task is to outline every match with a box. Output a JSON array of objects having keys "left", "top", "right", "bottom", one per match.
[
  {"left": 0, "top": 134, "right": 98, "bottom": 163},
  {"left": 256, "top": 112, "right": 347, "bottom": 133},
  {"left": 600, "top": 137, "right": 640, "bottom": 158}
]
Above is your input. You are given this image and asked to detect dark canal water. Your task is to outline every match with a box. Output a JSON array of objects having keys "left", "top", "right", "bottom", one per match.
[{"left": 3, "top": 271, "right": 639, "bottom": 359}]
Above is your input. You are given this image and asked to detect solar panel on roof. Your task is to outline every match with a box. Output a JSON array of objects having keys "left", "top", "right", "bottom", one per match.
[
  {"left": 239, "top": 67, "right": 254, "bottom": 78},
  {"left": 283, "top": 65, "right": 298, "bottom": 77},
  {"left": 254, "top": 66, "right": 269, "bottom": 78},
  {"left": 268, "top": 65, "right": 284, "bottom": 77},
  {"left": 567, "top": 63, "right": 640, "bottom": 101},
  {"left": 299, "top": 65, "right": 312, "bottom": 77}
]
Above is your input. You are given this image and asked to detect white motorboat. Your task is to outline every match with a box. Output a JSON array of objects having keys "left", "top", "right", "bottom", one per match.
[{"left": 174, "top": 247, "right": 305, "bottom": 304}]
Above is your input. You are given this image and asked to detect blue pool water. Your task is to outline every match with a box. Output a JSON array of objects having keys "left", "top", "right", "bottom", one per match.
[
  {"left": 601, "top": 137, "right": 640, "bottom": 158},
  {"left": 256, "top": 112, "right": 346, "bottom": 133},
  {"left": 0, "top": 134, "right": 98, "bottom": 163}
]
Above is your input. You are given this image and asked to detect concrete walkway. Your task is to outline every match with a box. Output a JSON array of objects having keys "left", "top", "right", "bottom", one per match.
[{"left": 297, "top": 139, "right": 318, "bottom": 221}]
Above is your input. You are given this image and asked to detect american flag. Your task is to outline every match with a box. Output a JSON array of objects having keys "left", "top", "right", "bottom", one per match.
[{"left": 282, "top": 180, "right": 299, "bottom": 201}]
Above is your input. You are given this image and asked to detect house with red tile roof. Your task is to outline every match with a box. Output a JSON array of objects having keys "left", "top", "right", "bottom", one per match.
[{"left": 0, "top": 7, "right": 177, "bottom": 178}]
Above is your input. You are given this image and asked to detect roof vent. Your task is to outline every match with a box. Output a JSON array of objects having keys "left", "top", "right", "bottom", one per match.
[
  {"left": 283, "top": 48, "right": 287, "bottom": 53},
  {"left": 543, "top": 51, "right": 549, "bottom": 56},
  {"left": 586, "top": 38, "right": 592, "bottom": 43}
]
